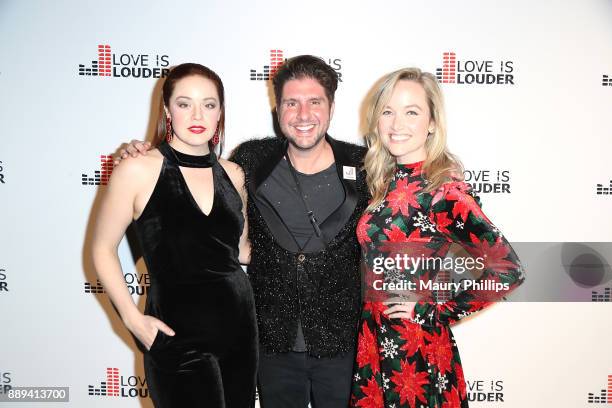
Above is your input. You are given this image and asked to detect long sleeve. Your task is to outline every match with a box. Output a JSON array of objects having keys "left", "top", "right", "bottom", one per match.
[{"left": 416, "top": 181, "right": 525, "bottom": 326}]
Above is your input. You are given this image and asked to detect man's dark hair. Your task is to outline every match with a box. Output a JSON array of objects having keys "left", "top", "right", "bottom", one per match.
[{"left": 272, "top": 55, "right": 338, "bottom": 107}]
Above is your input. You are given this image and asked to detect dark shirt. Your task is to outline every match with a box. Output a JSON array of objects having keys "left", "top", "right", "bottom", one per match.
[
  {"left": 256, "top": 158, "right": 345, "bottom": 351},
  {"left": 256, "top": 159, "right": 345, "bottom": 251}
]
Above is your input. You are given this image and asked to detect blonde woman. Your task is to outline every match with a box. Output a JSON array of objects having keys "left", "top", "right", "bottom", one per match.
[{"left": 350, "top": 68, "right": 524, "bottom": 408}]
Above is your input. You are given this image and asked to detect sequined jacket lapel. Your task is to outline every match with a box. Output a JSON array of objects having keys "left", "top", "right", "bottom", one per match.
[{"left": 230, "top": 135, "right": 369, "bottom": 358}]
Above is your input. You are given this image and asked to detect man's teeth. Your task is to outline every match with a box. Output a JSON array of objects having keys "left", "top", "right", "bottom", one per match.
[{"left": 296, "top": 125, "right": 315, "bottom": 131}]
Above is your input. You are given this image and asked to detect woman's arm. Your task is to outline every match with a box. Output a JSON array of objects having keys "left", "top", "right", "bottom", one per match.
[
  {"left": 237, "top": 182, "right": 251, "bottom": 265},
  {"left": 219, "top": 159, "right": 251, "bottom": 265},
  {"left": 91, "top": 157, "right": 174, "bottom": 349},
  {"left": 415, "top": 181, "right": 525, "bottom": 326}
]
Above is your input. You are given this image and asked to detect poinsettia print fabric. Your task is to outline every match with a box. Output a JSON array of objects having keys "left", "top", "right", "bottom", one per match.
[{"left": 350, "top": 161, "right": 524, "bottom": 408}]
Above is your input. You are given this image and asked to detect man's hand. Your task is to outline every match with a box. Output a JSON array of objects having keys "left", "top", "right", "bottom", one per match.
[{"left": 114, "top": 140, "right": 152, "bottom": 165}]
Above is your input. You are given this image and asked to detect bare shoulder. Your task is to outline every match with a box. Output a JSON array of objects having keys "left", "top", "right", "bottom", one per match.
[
  {"left": 110, "top": 148, "right": 163, "bottom": 185},
  {"left": 218, "top": 158, "right": 246, "bottom": 190}
]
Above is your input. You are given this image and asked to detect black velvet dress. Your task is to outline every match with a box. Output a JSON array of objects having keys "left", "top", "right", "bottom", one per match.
[{"left": 134, "top": 142, "right": 257, "bottom": 407}]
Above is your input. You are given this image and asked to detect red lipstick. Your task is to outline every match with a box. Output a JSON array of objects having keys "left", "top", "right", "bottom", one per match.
[{"left": 188, "top": 126, "right": 206, "bottom": 134}]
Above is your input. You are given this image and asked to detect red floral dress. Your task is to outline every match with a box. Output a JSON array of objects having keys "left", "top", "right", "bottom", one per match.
[{"left": 350, "top": 162, "right": 524, "bottom": 408}]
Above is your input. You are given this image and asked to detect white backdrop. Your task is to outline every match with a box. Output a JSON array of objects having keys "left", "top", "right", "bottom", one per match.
[{"left": 1, "top": 0, "right": 611, "bottom": 407}]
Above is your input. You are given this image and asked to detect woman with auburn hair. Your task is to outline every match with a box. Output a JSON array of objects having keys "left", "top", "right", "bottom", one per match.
[
  {"left": 92, "top": 63, "right": 257, "bottom": 407},
  {"left": 350, "top": 68, "right": 524, "bottom": 408}
]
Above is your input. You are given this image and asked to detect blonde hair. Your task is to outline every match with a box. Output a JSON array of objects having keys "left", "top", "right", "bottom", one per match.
[{"left": 364, "top": 68, "right": 463, "bottom": 211}]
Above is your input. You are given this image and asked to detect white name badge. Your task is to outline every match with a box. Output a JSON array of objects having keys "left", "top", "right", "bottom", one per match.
[{"left": 343, "top": 166, "right": 356, "bottom": 180}]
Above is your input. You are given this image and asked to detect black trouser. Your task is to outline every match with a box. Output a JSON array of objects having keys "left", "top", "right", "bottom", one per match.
[{"left": 257, "top": 349, "right": 354, "bottom": 408}]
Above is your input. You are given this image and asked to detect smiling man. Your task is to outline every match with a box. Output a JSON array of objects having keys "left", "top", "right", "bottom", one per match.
[
  {"left": 116, "top": 55, "right": 368, "bottom": 407},
  {"left": 230, "top": 55, "right": 369, "bottom": 408}
]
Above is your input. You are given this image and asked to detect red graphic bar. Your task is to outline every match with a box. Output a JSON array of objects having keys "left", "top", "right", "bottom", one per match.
[
  {"left": 100, "top": 155, "right": 114, "bottom": 185},
  {"left": 442, "top": 52, "right": 456, "bottom": 83},
  {"left": 98, "top": 44, "right": 111, "bottom": 77},
  {"left": 106, "top": 367, "right": 119, "bottom": 396},
  {"left": 608, "top": 374, "right": 612, "bottom": 403},
  {"left": 270, "top": 49, "right": 284, "bottom": 77}
]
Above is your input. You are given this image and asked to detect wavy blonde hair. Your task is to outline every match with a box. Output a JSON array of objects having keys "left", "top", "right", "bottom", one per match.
[{"left": 364, "top": 68, "right": 463, "bottom": 211}]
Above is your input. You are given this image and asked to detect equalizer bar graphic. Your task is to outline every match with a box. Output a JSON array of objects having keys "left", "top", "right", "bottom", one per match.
[
  {"left": 79, "top": 44, "right": 111, "bottom": 77},
  {"left": 436, "top": 52, "right": 456, "bottom": 84},
  {"left": 82, "top": 155, "right": 114, "bottom": 186},
  {"left": 250, "top": 49, "right": 285, "bottom": 80}
]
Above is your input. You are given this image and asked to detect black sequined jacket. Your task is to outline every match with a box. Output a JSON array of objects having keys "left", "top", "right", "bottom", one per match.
[{"left": 230, "top": 135, "right": 369, "bottom": 358}]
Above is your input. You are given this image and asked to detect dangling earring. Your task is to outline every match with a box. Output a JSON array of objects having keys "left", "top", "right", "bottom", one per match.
[
  {"left": 165, "top": 118, "right": 173, "bottom": 143},
  {"left": 211, "top": 126, "right": 220, "bottom": 146}
]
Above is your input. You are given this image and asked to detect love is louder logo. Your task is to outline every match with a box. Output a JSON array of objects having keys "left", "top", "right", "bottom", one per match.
[{"left": 78, "top": 44, "right": 170, "bottom": 79}]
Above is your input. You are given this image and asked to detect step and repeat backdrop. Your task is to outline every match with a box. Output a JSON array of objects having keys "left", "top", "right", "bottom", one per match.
[{"left": 1, "top": 0, "right": 611, "bottom": 407}]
